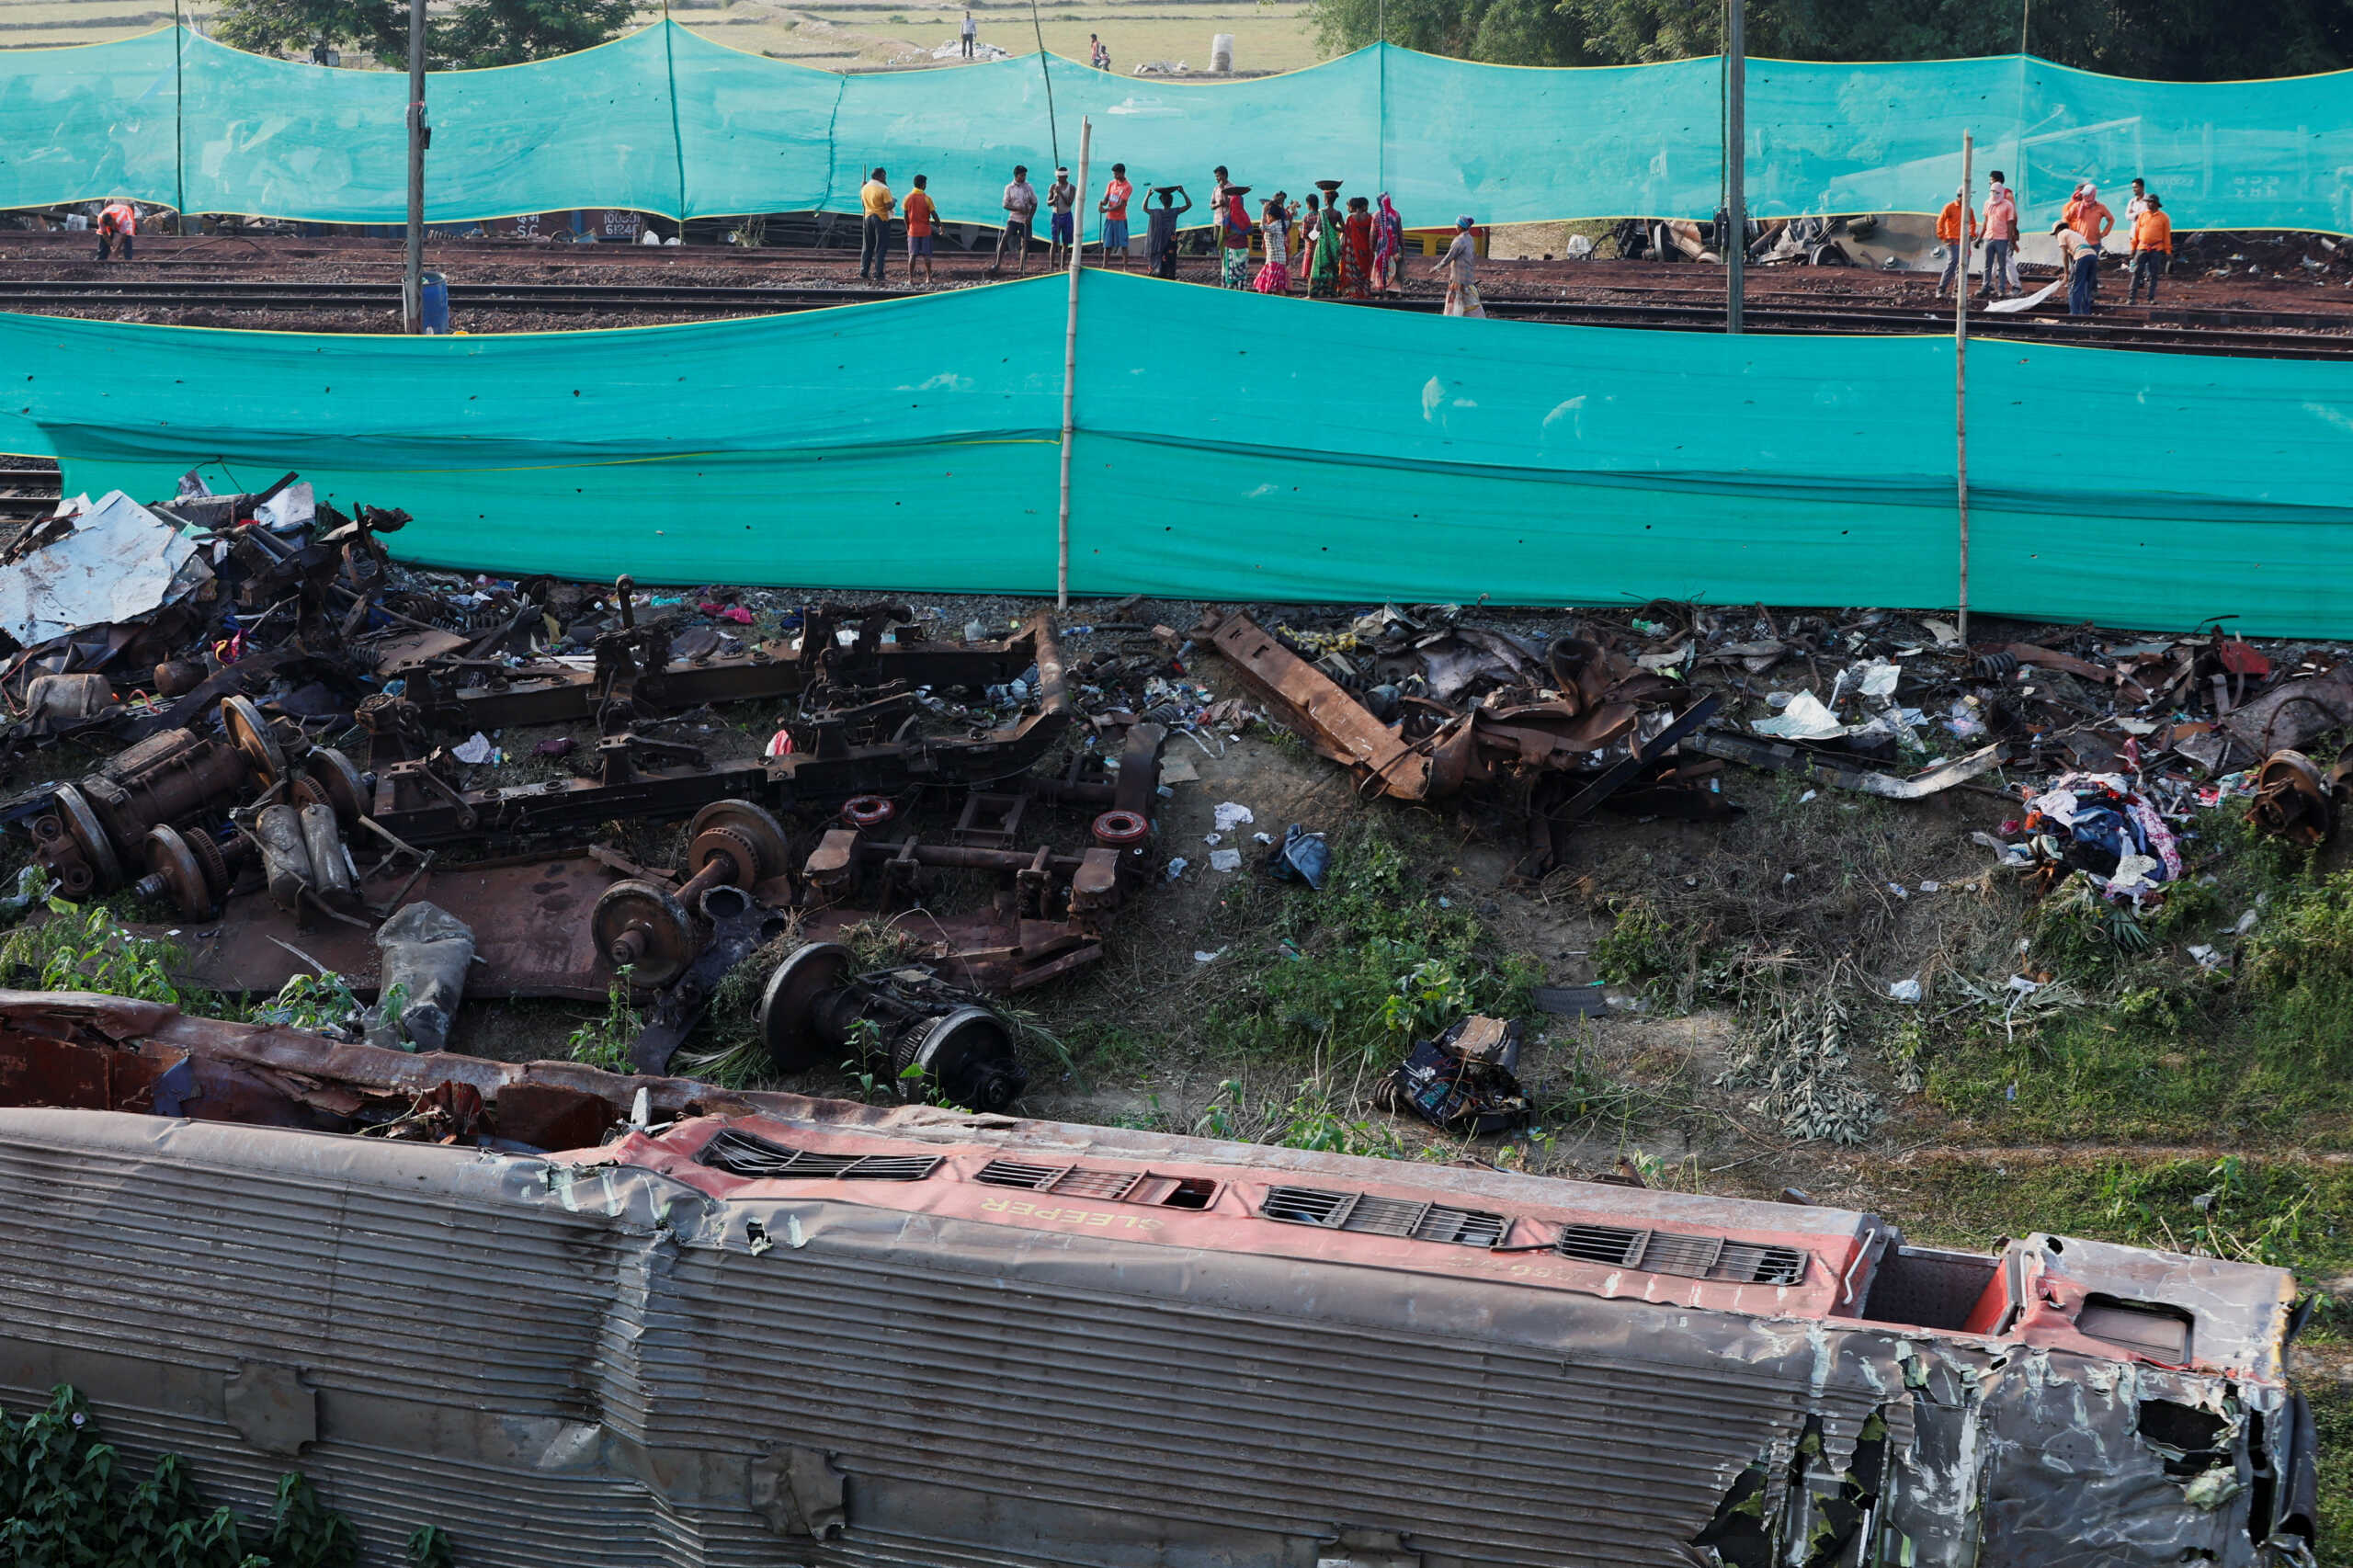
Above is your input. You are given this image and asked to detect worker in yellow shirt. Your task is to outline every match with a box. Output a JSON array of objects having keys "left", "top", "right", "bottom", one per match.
[
  {"left": 858, "top": 166, "right": 895, "bottom": 285},
  {"left": 2128, "top": 194, "right": 2173, "bottom": 304},
  {"left": 1935, "top": 188, "right": 1978, "bottom": 298}
]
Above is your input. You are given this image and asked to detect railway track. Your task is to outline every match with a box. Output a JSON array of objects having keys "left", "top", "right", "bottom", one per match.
[
  {"left": 3, "top": 276, "right": 2349, "bottom": 358},
  {"left": 0, "top": 460, "right": 63, "bottom": 522}
]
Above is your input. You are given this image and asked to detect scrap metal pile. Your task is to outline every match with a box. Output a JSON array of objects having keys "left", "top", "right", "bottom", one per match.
[
  {"left": 1198, "top": 600, "right": 2353, "bottom": 902},
  {"left": 0, "top": 474, "right": 1174, "bottom": 1093}
]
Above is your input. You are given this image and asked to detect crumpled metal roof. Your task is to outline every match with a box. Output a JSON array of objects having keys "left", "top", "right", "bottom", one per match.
[{"left": 0, "top": 994, "right": 2319, "bottom": 1566}]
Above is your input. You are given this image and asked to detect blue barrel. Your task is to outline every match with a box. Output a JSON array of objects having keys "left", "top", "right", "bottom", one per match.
[{"left": 420, "top": 271, "right": 450, "bottom": 335}]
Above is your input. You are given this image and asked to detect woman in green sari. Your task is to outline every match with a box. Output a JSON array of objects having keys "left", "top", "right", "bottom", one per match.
[{"left": 1307, "top": 186, "right": 1343, "bottom": 299}]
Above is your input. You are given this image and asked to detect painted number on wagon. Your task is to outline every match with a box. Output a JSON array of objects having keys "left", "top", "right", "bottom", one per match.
[{"left": 983, "top": 1198, "right": 1165, "bottom": 1230}]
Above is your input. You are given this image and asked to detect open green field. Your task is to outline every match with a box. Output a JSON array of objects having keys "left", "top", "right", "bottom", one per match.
[{"left": 0, "top": 0, "right": 1331, "bottom": 74}]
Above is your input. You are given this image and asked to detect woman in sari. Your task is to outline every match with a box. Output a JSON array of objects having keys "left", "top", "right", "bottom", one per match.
[
  {"left": 1254, "top": 193, "right": 1293, "bottom": 294},
  {"left": 1218, "top": 182, "right": 1254, "bottom": 288},
  {"left": 1308, "top": 194, "right": 1343, "bottom": 298},
  {"left": 1371, "top": 193, "right": 1404, "bottom": 294},
  {"left": 1297, "top": 195, "right": 1324, "bottom": 296},
  {"left": 1340, "top": 196, "right": 1374, "bottom": 299},
  {"left": 1438, "top": 214, "right": 1485, "bottom": 317}
]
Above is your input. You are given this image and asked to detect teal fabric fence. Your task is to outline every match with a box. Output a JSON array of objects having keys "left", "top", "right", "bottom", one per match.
[
  {"left": 3, "top": 27, "right": 2349, "bottom": 232},
  {"left": 2, "top": 272, "right": 2348, "bottom": 632}
]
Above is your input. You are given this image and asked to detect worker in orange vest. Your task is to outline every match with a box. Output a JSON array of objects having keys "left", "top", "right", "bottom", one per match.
[
  {"left": 1935, "top": 187, "right": 1978, "bottom": 298},
  {"left": 95, "top": 199, "right": 137, "bottom": 262},
  {"left": 2127, "top": 192, "right": 2173, "bottom": 304}
]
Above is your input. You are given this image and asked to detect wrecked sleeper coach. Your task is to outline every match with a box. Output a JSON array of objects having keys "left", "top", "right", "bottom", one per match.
[{"left": 0, "top": 997, "right": 2318, "bottom": 1567}]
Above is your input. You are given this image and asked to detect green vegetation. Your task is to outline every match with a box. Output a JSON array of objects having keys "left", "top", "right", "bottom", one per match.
[
  {"left": 1, "top": 1384, "right": 448, "bottom": 1567},
  {"left": 1198, "top": 822, "right": 1538, "bottom": 1068},
  {"left": 1312, "top": 0, "right": 2351, "bottom": 80},
  {"left": 564, "top": 968, "right": 642, "bottom": 1072},
  {"left": 211, "top": 0, "right": 635, "bottom": 69},
  {"left": 1929, "top": 836, "right": 2353, "bottom": 1147},
  {"left": 1904, "top": 1153, "right": 2353, "bottom": 1291},
  {"left": 0, "top": 889, "right": 182, "bottom": 1006},
  {"left": 2318, "top": 1383, "right": 2353, "bottom": 1568}
]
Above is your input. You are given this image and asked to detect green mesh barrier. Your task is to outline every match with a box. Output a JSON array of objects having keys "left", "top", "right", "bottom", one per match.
[
  {"left": 4, "top": 272, "right": 2347, "bottom": 634},
  {"left": 3, "top": 27, "right": 2348, "bottom": 232}
]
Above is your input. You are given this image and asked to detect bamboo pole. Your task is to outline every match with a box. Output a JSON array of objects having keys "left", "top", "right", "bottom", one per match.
[
  {"left": 402, "top": 0, "right": 426, "bottom": 334},
  {"left": 1724, "top": 0, "right": 1744, "bottom": 333},
  {"left": 1956, "top": 130, "right": 1973, "bottom": 642},
  {"left": 1056, "top": 117, "right": 1092, "bottom": 610}
]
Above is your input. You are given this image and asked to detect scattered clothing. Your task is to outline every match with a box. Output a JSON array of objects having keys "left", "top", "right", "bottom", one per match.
[{"left": 2018, "top": 772, "right": 2182, "bottom": 901}]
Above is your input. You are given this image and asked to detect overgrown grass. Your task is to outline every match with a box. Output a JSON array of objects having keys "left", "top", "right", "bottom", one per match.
[
  {"left": 1195, "top": 819, "right": 1540, "bottom": 1069},
  {"left": 1896, "top": 1153, "right": 2353, "bottom": 1290},
  {"left": 1927, "top": 844, "right": 2353, "bottom": 1146},
  {"left": 2317, "top": 1382, "right": 2353, "bottom": 1568}
]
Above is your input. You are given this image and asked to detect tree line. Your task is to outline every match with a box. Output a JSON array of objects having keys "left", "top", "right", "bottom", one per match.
[
  {"left": 210, "top": 0, "right": 636, "bottom": 70},
  {"left": 1312, "top": 0, "right": 2353, "bottom": 80}
]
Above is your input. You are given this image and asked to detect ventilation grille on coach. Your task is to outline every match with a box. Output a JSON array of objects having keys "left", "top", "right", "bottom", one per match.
[
  {"left": 698, "top": 1129, "right": 943, "bottom": 1182},
  {"left": 1257, "top": 1186, "right": 1510, "bottom": 1248},
  {"left": 975, "top": 1159, "right": 1218, "bottom": 1209},
  {"left": 1553, "top": 1221, "right": 1808, "bottom": 1285}
]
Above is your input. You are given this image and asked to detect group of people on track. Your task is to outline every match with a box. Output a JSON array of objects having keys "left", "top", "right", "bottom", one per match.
[
  {"left": 855, "top": 163, "right": 1488, "bottom": 315},
  {"left": 1937, "top": 171, "right": 2176, "bottom": 313}
]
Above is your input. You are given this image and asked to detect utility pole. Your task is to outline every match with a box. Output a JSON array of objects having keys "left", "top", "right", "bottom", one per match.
[
  {"left": 402, "top": 0, "right": 427, "bottom": 334},
  {"left": 1956, "top": 131, "right": 1973, "bottom": 642},
  {"left": 1723, "top": 0, "right": 1744, "bottom": 333}
]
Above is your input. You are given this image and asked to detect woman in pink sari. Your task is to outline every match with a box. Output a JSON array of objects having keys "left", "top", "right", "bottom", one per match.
[{"left": 1253, "top": 193, "right": 1294, "bottom": 293}]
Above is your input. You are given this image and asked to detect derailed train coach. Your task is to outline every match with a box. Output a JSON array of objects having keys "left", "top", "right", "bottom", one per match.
[{"left": 0, "top": 991, "right": 2321, "bottom": 1567}]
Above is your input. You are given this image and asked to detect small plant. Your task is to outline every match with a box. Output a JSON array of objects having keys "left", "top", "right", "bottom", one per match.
[
  {"left": 1592, "top": 898, "right": 1675, "bottom": 988},
  {"left": 0, "top": 1385, "right": 423, "bottom": 1565},
  {"left": 566, "top": 968, "right": 642, "bottom": 1070},
  {"left": 264, "top": 1472, "right": 359, "bottom": 1568},
  {"left": 0, "top": 890, "right": 181, "bottom": 1004},
  {"left": 406, "top": 1526, "right": 456, "bottom": 1568},
  {"left": 251, "top": 972, "right": 365, "bottom": 1038}
]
